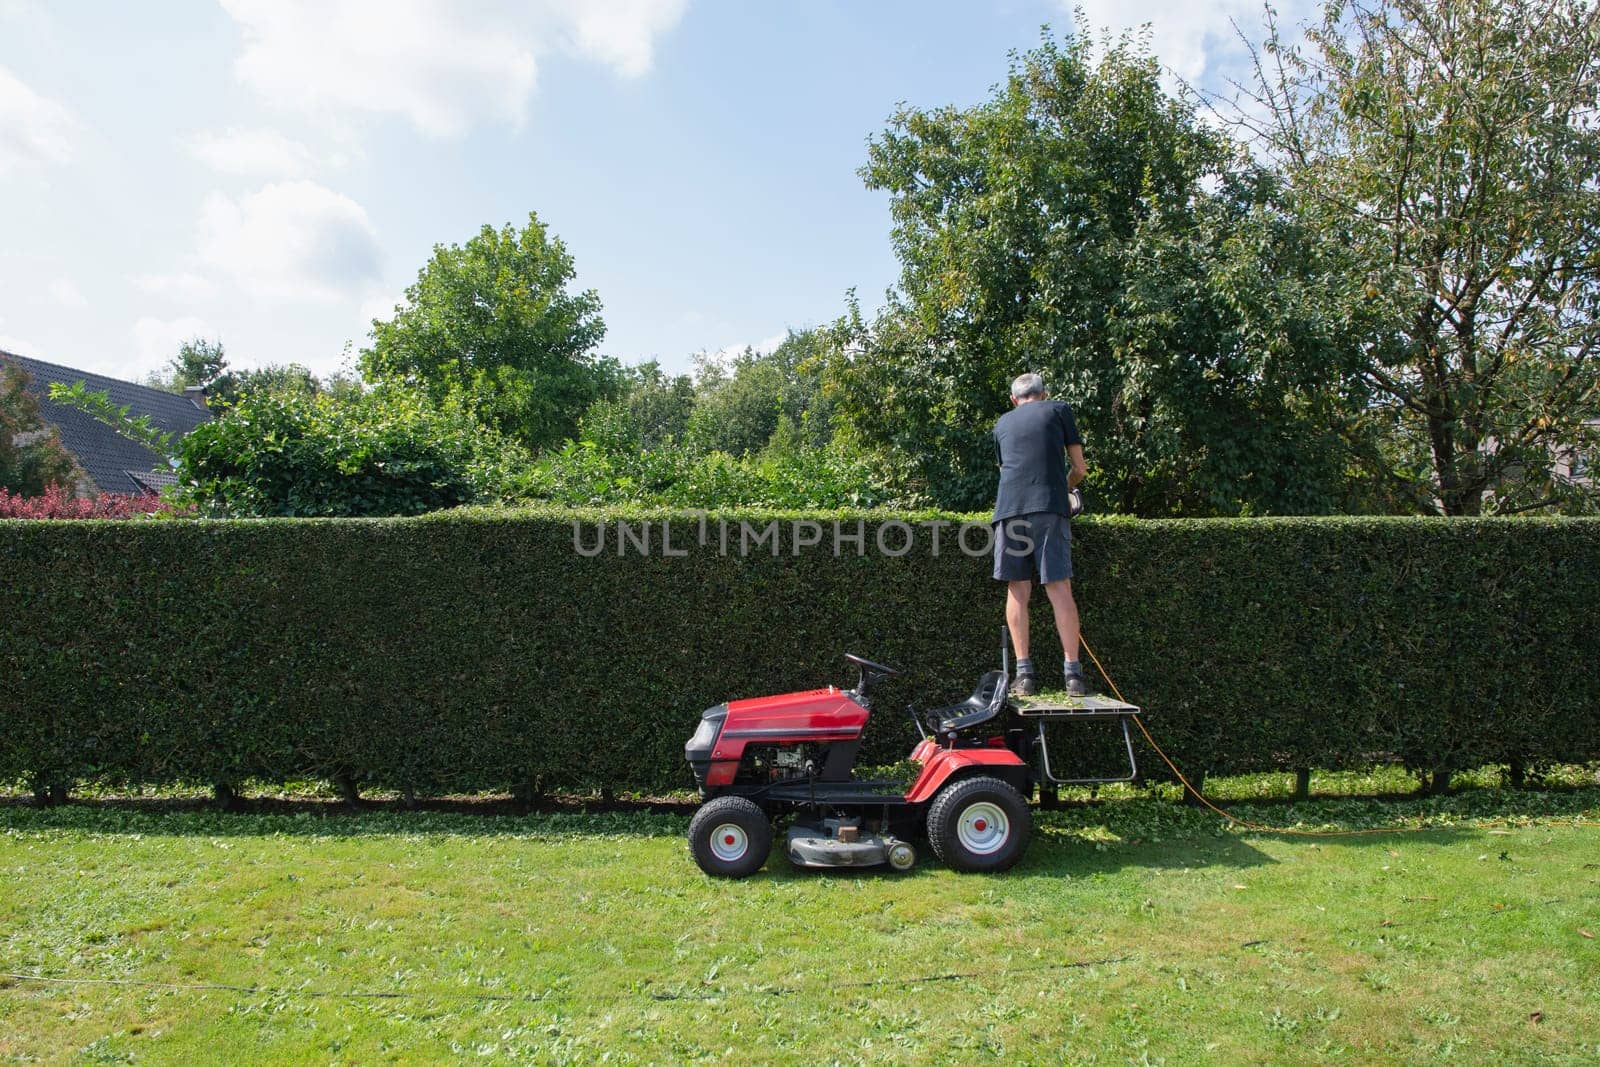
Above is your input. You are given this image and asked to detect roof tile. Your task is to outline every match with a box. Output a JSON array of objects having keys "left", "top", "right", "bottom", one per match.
[{"left": 1, "top": 351, "right": 211, "bottom": 495}]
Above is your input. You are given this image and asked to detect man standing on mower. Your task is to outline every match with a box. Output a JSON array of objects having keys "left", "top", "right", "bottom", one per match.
[{"left": 992, "top": 372, "right": 1089, "bottom": 697}]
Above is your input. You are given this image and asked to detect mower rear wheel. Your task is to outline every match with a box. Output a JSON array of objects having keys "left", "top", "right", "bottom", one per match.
[
  {"left": 688, "top": 796, "right": 772, "bottom": 878},
  {"left": 926, "top": 775, "right": 1031, "bottom": 872}
]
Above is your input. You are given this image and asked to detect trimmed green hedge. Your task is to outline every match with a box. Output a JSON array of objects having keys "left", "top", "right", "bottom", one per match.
[{"left": 3, "top": 510, "right": 1597, "bottom": 797}]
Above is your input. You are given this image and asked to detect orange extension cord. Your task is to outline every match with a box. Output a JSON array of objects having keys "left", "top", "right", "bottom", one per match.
[{"left": 1076, "top": 633, "right": 1596, "bottom": 838}]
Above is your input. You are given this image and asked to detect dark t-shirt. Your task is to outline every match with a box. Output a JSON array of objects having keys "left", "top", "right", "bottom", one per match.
[{"left": 991, "top": 399, "right": 1082, "bottom": 522}]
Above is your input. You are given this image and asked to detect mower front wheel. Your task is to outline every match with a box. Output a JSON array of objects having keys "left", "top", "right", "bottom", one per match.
[
  {"left": 926, "top": 775, "right": 1031, "bottom": 873},
  {"left": 688, "top": 796, "right": 773, "bottom": 878}
]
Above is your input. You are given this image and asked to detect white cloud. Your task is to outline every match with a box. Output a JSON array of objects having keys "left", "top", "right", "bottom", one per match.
[
  {"left": 48, "top": 277, "right": 86, "bottom": 309},
  {"left": 565, "top": 0, "right": 688, "bottom": 79},
  {"left": 1067, "top": 0, "right": 1319, "bottom": 90},
  {"left": 0, "top": 64, "right": 76, "bottom": 172},
  {"left": 131, "top": 317, "right": 215, "bottom": 379},
  {"left": 358, "top": 291, "right": 406, "bottom": 329},
  {"left": 134, "top": 272, "right": 219, "bottom": 302},
  {"left": 0, "top": 321, "right": 43, "bottom": 360},
  {"left": 0, "top": 1, "right": 49, "bottom": 25},
  {"left": 222, "top": 0, "right": 537, "bottom": 137},
  {"left": 712, "top": 331, "right": 785, "bottom": 363},
  {"left": 189, "top": 127, "right": 317, "bottom": 177},
  {"left": 218, "top": 0, "right": 686, "bottom": 137},
  {"left": 197, "top": 180, "right": 381, "bottom": 302}
]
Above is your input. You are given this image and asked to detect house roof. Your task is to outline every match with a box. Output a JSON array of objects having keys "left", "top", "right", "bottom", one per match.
[{"left": 1, "top": 350, "right": 211, "bottom": 495}]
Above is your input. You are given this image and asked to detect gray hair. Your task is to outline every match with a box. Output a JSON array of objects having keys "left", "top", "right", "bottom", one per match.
[{"left": 1010, "top": 373, "right": 1047, "bottom": 401}]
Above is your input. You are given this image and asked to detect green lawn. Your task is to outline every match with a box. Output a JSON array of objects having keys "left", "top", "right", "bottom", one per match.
[{"left": 2, "top": 774, "right": 1598, "bottom": 1065}]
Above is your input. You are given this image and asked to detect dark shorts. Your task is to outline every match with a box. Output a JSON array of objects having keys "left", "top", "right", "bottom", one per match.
[{"left": 993, "top": 511, "right": 1073, "bottom": 584}]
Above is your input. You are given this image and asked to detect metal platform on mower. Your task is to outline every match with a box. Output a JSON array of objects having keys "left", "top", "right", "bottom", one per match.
[
  {"left": 1012, "top": 692, "right": 1142, "bottom": 718},
  {"left": 1011, "top": 692, "right": 1144, "bottom": 785}
]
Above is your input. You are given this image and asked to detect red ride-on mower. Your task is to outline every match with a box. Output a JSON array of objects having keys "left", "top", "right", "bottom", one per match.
[{"left": 683, "top": 634, "right": 1143, "bottom": 877}]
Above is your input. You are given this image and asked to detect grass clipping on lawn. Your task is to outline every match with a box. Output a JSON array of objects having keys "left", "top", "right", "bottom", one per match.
[{"left": 1, "top": 772, "right": 1597, "bottom": 1063}]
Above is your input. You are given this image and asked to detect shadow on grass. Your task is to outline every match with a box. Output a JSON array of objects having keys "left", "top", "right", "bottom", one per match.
[
  {"left": 1023, "top": 834, "right": 1279, "bottom": 878},
  {"left": 0, "top": 784, "right": 1590, "bottom": 857},
  {"left": 0, "top": 794, "right": 693, "bottom": 839},
  {"left": 741, "top": 823, "right": 1280, "bottom": 883}
]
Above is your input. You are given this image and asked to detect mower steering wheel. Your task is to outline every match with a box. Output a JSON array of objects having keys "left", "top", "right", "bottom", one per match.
[{"left": 843, "top": 653, "right": 901, "bottom": 679}]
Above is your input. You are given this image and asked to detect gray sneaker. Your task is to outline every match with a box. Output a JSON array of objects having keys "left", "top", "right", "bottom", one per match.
[
  {"left": 1065, "top": 669, "right": 1088, "bottom": 697},
  {"left": 1012, "top": 669, "right": 1039, "bottom": 697}
]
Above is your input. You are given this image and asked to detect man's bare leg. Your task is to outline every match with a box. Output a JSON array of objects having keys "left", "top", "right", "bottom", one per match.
[
  {"left": 1043, "top": 577, "right": 1081, "bottom": 669},
  {"left": 1006, "top": 580, "right": 1033, "bottom": 660}
]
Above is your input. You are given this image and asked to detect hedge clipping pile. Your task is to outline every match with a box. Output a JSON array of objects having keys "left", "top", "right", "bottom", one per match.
[{"left": 3, "top": 510, "right": 1597, "bottom": 798}]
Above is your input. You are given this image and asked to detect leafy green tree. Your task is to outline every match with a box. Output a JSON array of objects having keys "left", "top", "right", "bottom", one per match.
[
  {"left": 47, "top": 380, "right": 176, "bottom": 460},
  {"left": 824, "top": 27, "right": 1361, "bottom": 514},
  {"left": 1239, "top": 0, "right": 1600, "bottom": 514},
  {"left": 142, "top": 337, "right": 324, "bottom": 412},
  {"left": 764, "top": 328, "right": 839, "bottom": 450},
  {"left": 556, "top": 329, "right": 871, "bottom": 506},
  {"left": 525, "top": 435, "right": 897, "bottom": 509},
  {"left": 622, "top": 361, "right": 697, "bottom": 447},
  {"left": 686, "top": 351, "right": 790, "bottom": 457},
  {"left": 686, "top": 329, "right": 838, "bottom": 457},
  {"left": 145, "top": 337, "right": 228, "bottom": 393},
  {"left": 579, "top": 360, "right": 697, "bottom": 450},
  {"left": 1096, "top": 169, "right": 1366, "bottom": 515},
  {"left": 176, "top": 387, "right": 531, "bottom": 517},
  {"left": 212, "top": 363, "right": 322, "bottom": 409},
  {"left": 361, "top": 213, "right": 615, "bottom": 451},
  {"left": 761, "top": 413, "right": 802, "bottom": 461},
  {"left": 0, "top": 360, "right": 77, "bottom": 495}
]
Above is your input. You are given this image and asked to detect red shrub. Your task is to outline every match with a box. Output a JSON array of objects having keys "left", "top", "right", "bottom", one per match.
[{"left": 0, "top": 484, "right": 194, "bottom": 519}]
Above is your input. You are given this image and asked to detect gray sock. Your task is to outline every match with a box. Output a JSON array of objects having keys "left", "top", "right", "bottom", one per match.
[
  {"left": 1065, "top": 660, "right": 1083, "bottom": 678},
  {"left": 1016, "top": 657, "right": 1035, "bottom": 675}
]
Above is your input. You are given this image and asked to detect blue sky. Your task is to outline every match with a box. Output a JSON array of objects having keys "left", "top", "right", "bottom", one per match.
[{"left": 0, "top": 0, "right": 1316, "bottom": 383}]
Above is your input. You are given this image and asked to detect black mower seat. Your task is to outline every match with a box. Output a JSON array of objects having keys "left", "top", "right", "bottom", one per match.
[{"left": 930, "top": 670, "right": 1008, "bottom": 733}]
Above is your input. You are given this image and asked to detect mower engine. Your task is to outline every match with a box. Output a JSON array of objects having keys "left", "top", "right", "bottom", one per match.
[{"left": 683, "top": 686, "right": 870, "bottom": 791}]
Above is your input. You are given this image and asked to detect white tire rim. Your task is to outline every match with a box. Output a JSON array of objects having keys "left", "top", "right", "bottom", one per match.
[
  {"left": 956, "top": 801, "right": 1009, "bottom": 855},
  {"left": 709, "top": 822, "right": 749, "bottom": 862}
]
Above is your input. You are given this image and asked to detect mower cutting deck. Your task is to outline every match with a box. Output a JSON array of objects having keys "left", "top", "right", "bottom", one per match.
[{"left": 683, "top": 634, "right": 1142, "bottom": 878}]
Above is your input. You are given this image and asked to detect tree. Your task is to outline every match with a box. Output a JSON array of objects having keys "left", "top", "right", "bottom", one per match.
[
  {"left": 686, "top": 350, "right": 791, "bottom": 457},
  {"left": 579, "top": 360, "right": 697, "bottom": 450},
  {"left": 144, "top": 337, "right": 328, "bottom": 410},
  {"left": 0, "top": 360, "right": 76, "bottom": 495},
  {"left": 47, "top": 380, "right": 176, "bottom": 460},
  {"left": 156, "top": 337, "right": 229, "bottom": 391},
  {"left": 686, "top": 329, "right": 838, "bottom": 457},
  {"left": 1236, "top": 0, "right": 1600, "bottom": 514},
  {"left": 360, "top": 212, "right": 615, "bottom": 452},
  {"left": 213, "top": 363, "right": 323, "bottom": 408},
  {"left": 176, "top": 387, "right": 532, "bottom": 517},
  {"left": 824, "top": 26, "right": 1360, "bottom": 514}
]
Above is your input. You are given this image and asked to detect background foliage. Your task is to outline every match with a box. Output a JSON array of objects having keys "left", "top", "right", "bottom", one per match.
[
  {"left": 143, "top": 337, "right": 336, "bottom": 412},
  {"left": 0, "top": 485, "right": 188, "bottom": 519},
  {"left": 360, "top": 212, "right": 618, "bottom": 453},
  {"left": 1238, "top": 0, "right": 1600, "bottom": 515},
  {"left": 13, "top": 3, "right": 1600, "bottom": 521},
  {"left": 531, "top": 329, "right": 895, "bottom": 509},
  {"left": 0, "top": 359, "right": 77, "bottom": 496},
  {"left": 824, "top": 26, "right": 1366, "bottom": 515},
  {"left": 175, "top": 388, "right": 533, "bottom": 517},
  {"left": 3, "top": 511, "right": 1595, "bottom": 797}
]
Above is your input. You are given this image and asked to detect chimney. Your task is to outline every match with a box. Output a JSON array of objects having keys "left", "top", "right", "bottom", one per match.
[{"left": 183, "top": 385, "right": 208, "bottom": 410}]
